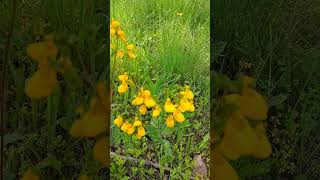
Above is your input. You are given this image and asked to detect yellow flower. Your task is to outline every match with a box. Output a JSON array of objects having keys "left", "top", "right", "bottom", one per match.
[
  {"left": 251, "top": 123, "right": 272, "bottom": 159},
  {"left": 25, "top": 65, "right": 57, "bottom": 99},
  {"left": 127, "top": 44, "right": 135, "bottom": 50},
  {"left": 110, "top": 28, "right": 116, "bottom": 36},
  {"left": 116, "top": 50, "right": 125, "bottom": 58},
  {"left": 133, "top": 117, "right": 142, "bottom": 127},
  {"left": 136, "top": 126, "right": 146, "bottom": 139},
  {"left": 166, "top": 115, "right": 175, "bottom": 128},
  {"left": 93, "top": 137, "right": 108, "bottom": 166},
  {"left": 212, "top": 152, "right": 239, "bottom": 180},
  {"left": 117, "top": 29, "right": 125, "bottom": 36},
  {"left": 126, "top": 123, "right": 135, "bottom": 135},
  {"left": 121, "top": 121, "right": 130, "bottom": 132},
  {"left": 224, "top": 90, "right": 268, "bottom": 120},
  {"left": 139, "top": 105, "right": 147, "bottom": 115},
  {"left": 132, "top": 94, "right": 144, "bottom": 105},
  {"left": 152, "top": 105, "right": 161, "bottom": 117},
  {"left": 110, "top": 20, "right": 120, "bottom": 28},
  {"left": 216, "top": 112, "right": 258, "bottom": 160},
  {"left": 114, "top": 116, "right": 123, "bottom": 127},
  {"left": 142, "top": 90, "right": 151, "bottom": 97},
  {"left": 70, "top": 97, "right": 107, "bottom": 137},
  {"left": 180, "top": 86, "right": 194, "bottom": 100},
  {"left": 173, "top": 109, "right": 185, "bottom": 123},
  {"left": 128, "top": 50, "right": 136, "bottom": 59},
  {"left": 25, "top": 37, "right": 58, "bottom": 99},
  {"left": 178, "top": 97, "right": 192, "bottom": 112},
  {"left": 118, "top": 83, "right": 128, "bottom": 93},
  {"left": 164, "top": 98, "right": 176, "bottom": 113},
  {"left": 26, "top": 37, "right": 58, "bottom": 63},
  {"left": 20, "top": 169, "right": 40, "bottom": 180},
  {"left": 144, "top": 96, "right": 156, "bottom": 108},
  {"left": 118, "top": 73, "right": 128, "bottom": 83}
]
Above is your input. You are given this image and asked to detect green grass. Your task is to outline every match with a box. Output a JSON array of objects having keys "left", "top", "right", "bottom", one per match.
[
  {"left": 2, "top": 0, "right": 108, "bottom": 179},
  {"left": 213, "top": 0, "right": 320, "bottom": 179},
  {"left": 110, "top": 0, "right": 210, "bottom": 179}
]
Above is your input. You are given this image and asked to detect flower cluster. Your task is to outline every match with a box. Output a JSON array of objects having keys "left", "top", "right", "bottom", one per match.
[
  {"left": 213, "top": 76, "right": 271, "bottom": 180},
  {"left": 110, "top": 19, "right": 136, "bottom": 60},
  {"left": 164, "top": 86, "right": 195, "bottom": 128},
  {"left": 132, "top": 88, "right": 158, "bottom": 115},
  {"left": 114, "top": 116, "right": 146, "bottom": 139}
]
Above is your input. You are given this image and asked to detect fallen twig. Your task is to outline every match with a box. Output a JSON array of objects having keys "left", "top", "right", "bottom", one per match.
[{"left": 110, "top": 151, "right": 196, "bottom": 179}]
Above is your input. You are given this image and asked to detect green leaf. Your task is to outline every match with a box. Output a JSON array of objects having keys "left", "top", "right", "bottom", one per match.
[{"left": 38, "top": 154, "right": 62, "bottom": 171}]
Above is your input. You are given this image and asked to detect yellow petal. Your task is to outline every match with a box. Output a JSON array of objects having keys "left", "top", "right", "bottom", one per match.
[
  {"left": 20, "top": 169, "right": 40, "bottom": 180},
  {"left": 139, "top": 105, "right": 147, "bottom": 115},
  {"left": 114, "top": 116, "right": 123, "bottom": 127},
  {"left": 132, "top": 96, "right": 144, "bottom": 105},
  {"left": 93, "top": 137, "right": 108, "bottom": 166},
  {"left": 121, "top": 121, "right": 129, "bottom": 132},
  {"left": 78, "top": 175, "right": 91, "bottom": 180},
  {"left": 144, "top": 97, "right": 156, "bottom": 108},
  {"left": 251, "top": 123, "right": 272, "bottom": 159},
  {"left": 173, "top": 109, "right": 185, "bottom": 123},
  {"left": 166, "top": 115, "right": 175, "bottom": 128},
  {"left": 217, "top": 112, "right": 258, "bottom": 160},
  {"left": 126, "top": 124, "right": 135, "bottom": 135},
  {"left": 117, "top": 83, "right": 128, "bottom": 93},
  {"left": 133, "top": 119, "right": 142, "bottom": 127},
  {"left": 25, "top": 67, "right": 57, "bottom": 99},
  {"left": 212, "top": 152, "right": 239, "bottom": 180},
  {"left": 224, "top": 91, "right": 268, "bottom": 120},
  {"left": 26, "top": 39, "right": 58, "bottom": 63},
  {"left": 118, "top": 74, "right": 128, "bottom": 83},
  {"left": 164, "top": 98, "right": 176, "bottom": 113},
  {"left": 152, "top": 105, "right": 161, "bottom": 117},
  {"left": 70, "top": 99, "right": 107, "bottom": 137},
  {"left": 136, "top": 126, "right": 146, "bottom": 139}
]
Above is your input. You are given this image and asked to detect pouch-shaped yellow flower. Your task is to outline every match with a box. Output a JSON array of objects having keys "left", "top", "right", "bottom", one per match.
[
  {"left": 133, "top": 118, "right": 142, "bottom": 127},
  {"left": 180, "top": 86, "right": 194, "bottom": 100},
  {"left": 164, "top": 98, "right": 176, "bottom": 113},
  {"left": 118, "top": 83, "right": 128, "bottom": 93},
  {"left": 126, "top": 124, "right": 135, "bottom": 135},
  {"left": 224, "top": 90, "right": 268, "bottom": 121},
  {"left": 120, "top": 121, "right": 130, "bottom": 132},
  {"left": 178, "top": 97, "right": 192, "bottom": 112},
  {"left": 217, "top": 112, "right": 258, "bottom": 160},
  {"left": 173, "top": 109, "right": 185, "bottom": 123},
  {"left": 144, "top": 96, "right": 156, "bottom": 108},
  {"left": 114, "top": 116, "right": 123, "bottom": 127},
  {"left": 212, "top": 152, "right": 239, "bottom": 180},
  {"left": 26, "top": 38, "right": 58, "bottom": 63},
  {"left": 152, "top": 105, "right": 161, "bottom": 117},
  {"left": 70, "top": 98, "right": 107, "bottom": 137},
  {"left": 136, "top": 126, "right": 146, "bottom": 139},
  {"left": 118, "top": 74, "right": 128, "bottom": 83},
  {"left": 166, "top": 115, "right": 175, "bottom": 128},
  {"left": 139, "top": 105, "right": 147, "bottom": 115},
  {"left": 251, "top": 123, "right": 272, "bottom": 159},
  {"left": 25, "top": 65, "right": 57, "bottom": 99},
  {"left": 20, "top": 169, "right": 40, "bottom": 180},
  {"left": 93, "top": 137, "right": 108, "bottom": 166},
  {"left": 132, "top": 95, "right": 144, "bottom": 105}
]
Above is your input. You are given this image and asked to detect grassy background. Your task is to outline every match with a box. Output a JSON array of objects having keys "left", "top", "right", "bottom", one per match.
[
  {"left": 110, "top": 0, "right": 210, "bottom": 179},
  {"left": 213, "top": 0, "right": 320, "bottom": 179},
  {"left": 2, "top": 0, "right": 108, "bottom": 179}
]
